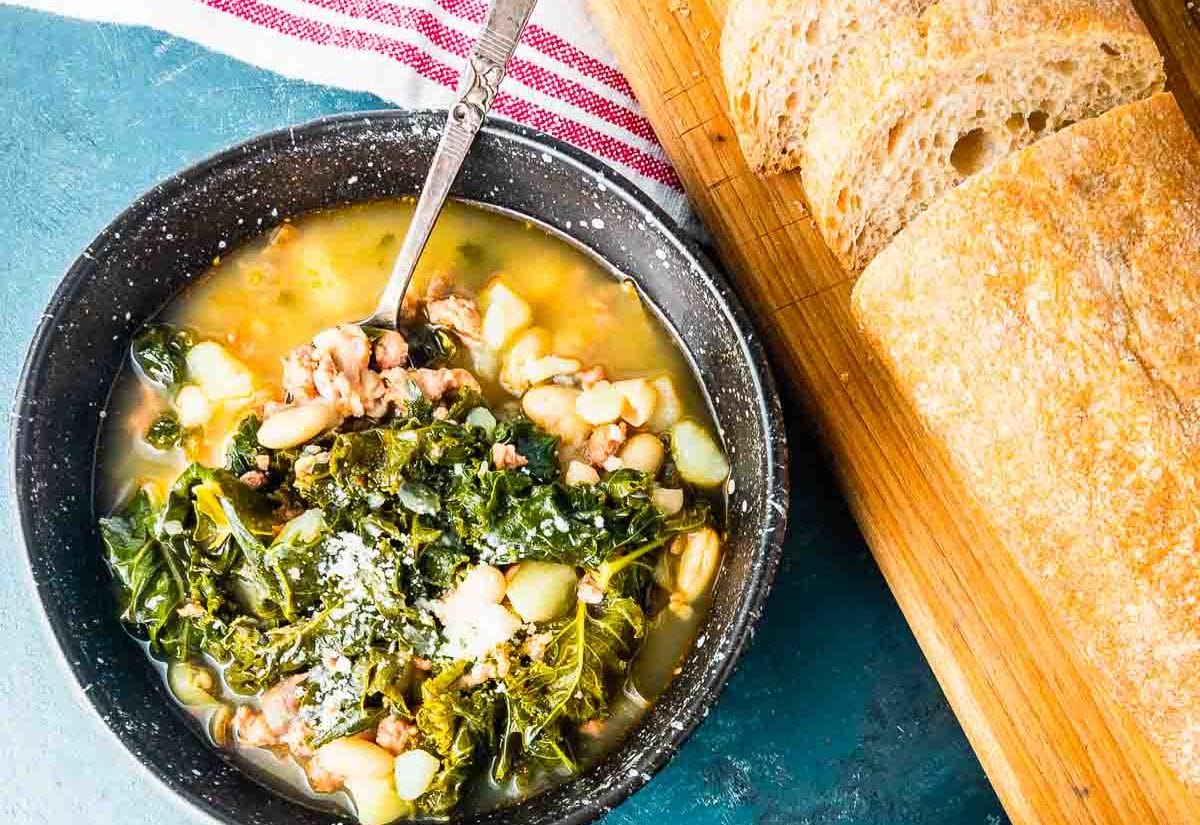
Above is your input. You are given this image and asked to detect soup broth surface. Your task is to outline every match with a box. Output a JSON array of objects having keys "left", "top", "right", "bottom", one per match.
[{"left": 102, "top": 200, "right": 706, "bottom": 508}]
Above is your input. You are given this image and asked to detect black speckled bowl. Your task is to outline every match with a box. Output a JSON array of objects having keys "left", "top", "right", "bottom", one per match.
[{"left": 12, "top": 111, "right": 787, "bottom": 825}]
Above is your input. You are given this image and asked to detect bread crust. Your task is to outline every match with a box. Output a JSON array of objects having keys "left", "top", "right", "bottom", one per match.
[
  {"left": 853, "top": 93, "right": 1200, "bottom": 790},
  {"left": 804, "top": 0, "right": 1164, "bottom": 272}
]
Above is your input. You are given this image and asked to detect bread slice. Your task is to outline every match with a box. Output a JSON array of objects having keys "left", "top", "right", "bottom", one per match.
[
  {"left": 804, "top": 0, "right": 1164, "bottom": 273},
  {"left": 720, "top": 0, "right": 935, "bottom": 175},
  {"left": 853, "top": 93, "right": 1200, "bottom": 792}
]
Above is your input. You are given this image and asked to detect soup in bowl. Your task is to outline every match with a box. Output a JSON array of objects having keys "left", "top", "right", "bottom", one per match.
[
  {"left": 99, "top": 201, "right": 733, "bottom": 822},
  {"left": 14, "top": 112, "right": 787, "bottom": 825}
]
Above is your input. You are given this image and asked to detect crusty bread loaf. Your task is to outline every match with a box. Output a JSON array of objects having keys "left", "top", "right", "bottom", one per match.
[
  {"left": 853, "top": 93, "right": 1200, "bottom": 791},
  {"left": 721, "top": 0, "right": 935, "bottom": 175},
  {"left": 804, "top": 0, "right": 1164, "bottom": 273}
]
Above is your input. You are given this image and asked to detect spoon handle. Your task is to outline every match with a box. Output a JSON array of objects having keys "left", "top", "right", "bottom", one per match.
[{"left": 365, "top": 0, "right": 538, "bottom": 328}]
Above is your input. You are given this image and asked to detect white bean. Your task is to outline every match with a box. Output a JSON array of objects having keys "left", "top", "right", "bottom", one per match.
[
  {"left": 575, "top": 381, "right": 627, "bottom": 426},
  {"left": 256, "top": 400, "right": 340, "bottom": 449},
  {"left": 650, "top": 486, "right": 684, "bottom": 516},
  {"left": 168, "top": 661, "right": 216, "bottom": 706},
  {"left": 506, "top": 561, "right": 578, "bottom": 622},
  {"left": 676, "top": 527, "right": 722, "bottom": 602},
  {"left": 618, "top": 433, "right": 666, "bottom": 475},
  {"left": 209, "top": 703, "right": 234, "bottom": 748}
]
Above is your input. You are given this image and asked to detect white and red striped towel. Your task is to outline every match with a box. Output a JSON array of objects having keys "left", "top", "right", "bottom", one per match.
[{"left": 6, "top": 0, "right": 691, "bottom": 225}]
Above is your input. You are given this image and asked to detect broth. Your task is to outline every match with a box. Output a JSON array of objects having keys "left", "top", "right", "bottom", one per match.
[
  {"left": 101, "top": 200, "right": 706, "bottom": 510},
  {"left": 98, "top": 200, "right": 721, "bottom": 819}
]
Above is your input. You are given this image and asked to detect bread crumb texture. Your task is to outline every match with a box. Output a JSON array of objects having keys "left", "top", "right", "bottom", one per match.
[
  {"left": 803, "top": 0, "right": 1164, "bottom": 272},
  {"left": 854, "top": 93, "right": 1200, "bottom": 789},
  {"left": 721, "top": 0, "right": 934, "bottom": 174}
]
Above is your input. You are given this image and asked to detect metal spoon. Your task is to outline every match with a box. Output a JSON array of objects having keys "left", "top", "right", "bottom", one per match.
[{"left": 361, "top": 0, "right": 538, "bottom": 330}]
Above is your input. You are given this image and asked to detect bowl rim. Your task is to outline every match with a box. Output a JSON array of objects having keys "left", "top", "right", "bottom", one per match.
[{"left": 11, "top": 109, "right": 789, "bottom": 825}]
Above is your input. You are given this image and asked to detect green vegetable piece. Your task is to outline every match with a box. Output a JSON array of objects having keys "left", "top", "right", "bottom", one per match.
[
  {"left": 100, "top": 488, "right": 186, "bottom": 651},
  {"left": 494, "top": 418, "right": 559, "bottom": 482},
  {"left": 499, "top": 596, "right": 644, "bottom": 779},
  {"left": 414, "top": 662, "right": 500, "bottom": 815},
  {"left": 264, "top": 509, "right": 328, "bottom": 621},
  {"left": 406, "top": 325, "right": 458, "bottom": 368},
  {"left": 224, "top": 414, "right": 263, "bottom": 475},
  {"left": 144, "top": 412, "right": 184, "bottom": 450},
  {"left": 132, "top": 323, "right": 194, "bottom": 388},
  {"left": 329, "top": 428, "right": 421, "bottom": 498}
]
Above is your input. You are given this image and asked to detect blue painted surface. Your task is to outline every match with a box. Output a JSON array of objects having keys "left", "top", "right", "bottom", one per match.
[{"left": 0, "top": 7, "right": 1007, "bottom": 824}]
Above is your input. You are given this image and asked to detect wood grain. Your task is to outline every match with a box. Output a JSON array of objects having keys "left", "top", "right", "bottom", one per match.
[
  {"left": 1131, "top": 0, "right": 1200, "bottom": 134},
  {"left": 585, "top": 0, "right": 1200, "bottom": 822}
]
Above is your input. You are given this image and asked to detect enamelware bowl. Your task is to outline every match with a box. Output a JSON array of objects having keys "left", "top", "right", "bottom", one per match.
[{"left": 12, "top": 111, "right": 788, "bottom": 825}]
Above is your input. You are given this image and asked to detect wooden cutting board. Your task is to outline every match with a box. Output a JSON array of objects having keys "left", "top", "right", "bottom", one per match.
[{"left": 586, "top": 1, "right": 1200, "bottom": 823}]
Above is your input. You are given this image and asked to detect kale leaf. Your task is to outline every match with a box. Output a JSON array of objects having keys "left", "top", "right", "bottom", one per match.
[
  {"left": 329, "top": 428, "right": 422, "bottom": 499},
  {"left": 102, "top": 464, "right": 284, "bottom": 664},
  {"left": 99, "top": 487, "right": 187, "bottom": 652},
  {"left": 451, "top": 468, "right": 677, "bottom": 569},
  {"left": 224, "top": 414, "right": 262, "bottom": 476},
  {"left": 494, "top": 417, "right": 559, "bottom": 482},
  {"left": 300, "top": 649, "right": 416, "bottom": 749},
  {"left": 406, "top": 325, "right": 459, "bottom": 368},
  {"left": 144, "top": 412, "right": 184, "bottom": 450},
  {"left": 132, "top": 323, "right": 193, "bottom": 388},
  {"left": 416, "top": 662, "right": 501, "bottom": 815},
  {"left": 497, "top": 596, "right": 645, "bottom": 780},
  {"left": 264, "top": 509, "right": 327, "bottom": 621},
  {"left": 224, "top": 604, "right": 337, "bottom": 694}
]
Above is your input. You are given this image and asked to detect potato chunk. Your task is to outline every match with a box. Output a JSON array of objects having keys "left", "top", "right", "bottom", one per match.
[
  {"left": 349, "top": 776, "right": 412, "bottom": 825},
  {"left": 670, "top": 420, "right": 729, "bottom": 487},
  {"left": 522, "top": 386, "right": 590, "bottom": 445},
  {"left": 176, "top": 385, "right": 212, "bottom": 428},
  {"left": 523, "top": 356, "right": 582, "bottom": 387},
  {"left": 499, "top": 327, "right": 550, "bottom": 396},
  {"left": 393, "top": 749, "right": 441, "bottom": 801},
  {"left": 612, "top": 379, "right": 658, "bottom": 427},
  {"left": 506, "top": 561, "right": 579, "bottom": 623},
  {"left": 481, "top": 280, "right": 533, "bottom": 350},
  {"left": 186, "top": 341, "right": 255, "bottom": 400},
  {"left": 565, "top": 460, "right": 600, "bottom": 486}
]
